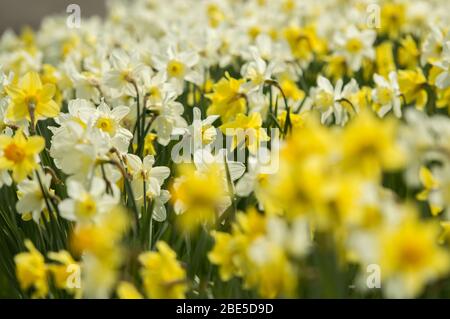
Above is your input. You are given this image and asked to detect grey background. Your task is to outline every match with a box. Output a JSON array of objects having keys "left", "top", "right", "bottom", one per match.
[{"left": 0, "top": 0, "right": 106, "bottom": 33}]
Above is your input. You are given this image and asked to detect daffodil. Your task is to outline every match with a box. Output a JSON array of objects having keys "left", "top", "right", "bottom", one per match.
[
  {"left": 379, "top": 214, "right": 450, "bottom": 298},
  {"left": 375, "top": 42, "right": 396, "bottom": 77},
  {"left": 398, "top": 68, "right": 428, "bottom": 110},
  {"left": 417, "top": 165, "right": 450, "bottom": 217},
  {"left": 206, "top": 73, "right": 247, "bottom": 122},
  {"left": 0, "top": 129, "right": 44, "bottom": 182},
  {"left": 5, "top": 71, "right": 59, "bottom": 123},
  {"left": 171, "top": 163, "right": 228, "bottom": 232},
  {"left": 333, "top": 25, "right": 376, "bottom": 72},
  {"left": 47, "top": 250, "right": 81, "bottom": 296},
  {"left": 208, "top": 231, "right": 242, "bottom": 281},
  {"left": 380, "top": 2, "right": 406, "bottom": 39},
  {"left": 398, "top": 36, "right": 420, "bottom": 69},
  {"left": 341, "top": 110, "right": 405, "bottom": 178},
  {"left": 434, "top": 42, "right": 450, "bottom": 90},
  {"left": 16, "top": 172, "right": 53, "bottom": 223},
  {"left": 220, "top": 112, "right": 269, "bottom": 155},
  {"left": 421, "top": 27, "right": 446, "bottom": 66},
  {"left": 59, "top": 177, "right": 119, "bottom": 224},
  {"left": 126, "top": 154, "right": 171, "bottom": 221},
  {"left": 14, "top": 240, "right": 48, "bottom": 298},
  {"left": 372, "top": 72, "right": 402, "bottom": 118},
  {"left": 139, "top": 241, "right": 187, "bottom": 299},
  {"left": 311, "top": 76, "right": 359, "bottom": 125}
]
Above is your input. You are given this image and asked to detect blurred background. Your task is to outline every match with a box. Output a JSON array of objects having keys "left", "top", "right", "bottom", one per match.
[{"left": 0, "top": 0, "right": 106, "bottom": 33}]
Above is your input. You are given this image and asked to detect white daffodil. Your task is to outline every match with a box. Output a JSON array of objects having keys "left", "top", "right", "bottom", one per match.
[
  {"left": 50, "top": 101, "right": 115, "bottom": 182},
  {"left": 149, "top": 91, "right": 187, "bottom": 146},
  {"left": 103, "top": 49, "right": 146, "bottom": 97},
  {"left": 240, "top": 47, "right": 284, "bottom": 92},
  {"left": 265, "top": 216, "right": 311, "bottom": 258},
  {"left": 59, "top": 177, "right": 119, "bottom": 224},
  {"left": 372, "top": 72, "right": 403, "bottom": 118},
  {"left": 90, "top": 102, "right": 133, "bottom": 153},
  {"left": 434, "top": 42, "right": 450, "bottom": 90},
  {"left": 235, "top": 151, "right": 274, "bottom": 210},
  {"left": 421, "top": 26, "right": 446, "bottom": 66},
  {"left": 65, "top": 59, "right": 102, "bottom": 104},
  {"left": 311, "top": 75, "right": 359, "bottom": 125},
  {"left": 126, "top": 154, "right": 170, "bottom": 221},
  {"left": 153, "top": 45, "right": 201, "bottom": 94},
  {"left": 142, "top": 71, "right": 176, "bottom": 109},
  {"left": 16, "top": 172, "right": 53, "bottom": 223},
  {"left": 334, "top": 25, "right": 376, "bottom": 71},
  {"left": 172, "top": 107, "right": 219, "bottom": 161}
]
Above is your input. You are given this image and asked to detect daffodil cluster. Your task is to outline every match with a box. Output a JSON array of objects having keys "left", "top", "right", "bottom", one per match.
[{"left": 1, "top": 0, "right": 450, "bottom": 299}]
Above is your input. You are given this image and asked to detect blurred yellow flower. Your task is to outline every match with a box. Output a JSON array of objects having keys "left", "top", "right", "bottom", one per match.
[
  {"left": 172, "top": 164, "right": 227, "bottom": 232},
  {"left": 117, "top": 282, "right": 144, "bottom": 299},
  {"left": 380, "top": 214, "right": 450, "bottom": 298},
  {"left": 139, "top": 241, "right": 187, "bottom": 299},
  {"left": 14, "top": 240, "right": 48, "bottom": 298},
  {"left": 341, "top": 110, "right": 405, "bottom": 178},
  {"left": 398, "top": 69, "right": 428, "bottom": 110}
]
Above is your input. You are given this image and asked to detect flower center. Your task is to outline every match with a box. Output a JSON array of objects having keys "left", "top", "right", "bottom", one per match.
[
  {"left": 4, "top": 143, "right": 26, "bottom": 163},
  {"left": 346, "top": 38, "right": 363, "bottom": 53},
  {"left": 377, "top": 87, "right": 394, "bottom": 105},
  {"left": 96, "top": 117, "right": 116, "bottom": 135},
  {"left": 76, "top": 195, "right": 97, "bottom": 218},
  {"left": 316, "top": 91, "right": 334, "bottom": 108},
  {"left": 167, "top": 60, "right": 186, "bottom": 78},
  {"left": 148, "top": 86, "right": 161, "bottom": 99},
  {"left": 399, "top": 242, "right": 425, "bottom": 268}
]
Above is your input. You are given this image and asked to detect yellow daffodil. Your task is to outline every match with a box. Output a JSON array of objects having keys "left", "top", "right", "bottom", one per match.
[
  {"left": 380, "top": 3, "right": 406, "bottom": 39},
  {"left": 220, "top": 112, "right": 269, "bottom": 154},
  {"left": 398, "top": 36, "right": 420, "bottom": 69},
  {"left": 5, "top": 71, "right": 59, "bottom": 123},
  {"left": 398, "top": 69, "right": 428, "bottom": 110},
  {"left": 206, "top": 73, "right": 247, "bottom": 122},
  {"left": 376, "top": 42, "right": 396, "bottom": 77},
  {"left": 0, "top": 129, "right": 45, "bottom": 182},
  {"left": 341, "top": 110, "right": 405, "bottom": 178},
  {"left": 14, "top": 240, "right": 48, "bottom": 298},
  {"left": 380, "top": 214, "right": 450, "bottom": 298},
  {"left": 139, "top": 241, "right": 187, "bottom": 299},
  {"left": 171, "top": 164, "right": 227, "bottom": 232},
  {"left": 47, "top": 250, "right": 81, "bottom": 296}
]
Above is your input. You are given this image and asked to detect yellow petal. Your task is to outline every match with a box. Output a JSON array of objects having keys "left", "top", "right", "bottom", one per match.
[
  {"left": 419, "top": 166, "right": 438, "bottom": 189},
  {"left": 117, "top": 282, "right": 143, "bottom": 299},
  {"left": 26, "top": 136, "right": 45, "bottom": 154},
  {"left": 416, "top": 190, "right": 429, "bottom": 201},
  {"left": 5, "top": 84, "right": 25, "bottom": 100},
  {"left": 0, "top": 135, "right": 12, "bottom": 147},
  {"left": 6, "top": 102, "right": 29, "bottom": 122},
  {"left": 12, "top": 166, "right": 27, "bottom": 182},
  {"left": 21, "top": 71, "right": 42, "bottom": 94},
  {"left": 14, "top": 129, "right": 27, "bottom": 146},
  {"left": 431, "top": 205, "right": 444, "bottom": 217},
  {"left": 36, "top": 100, "right": 60, "bottom": 119},
  {"left": 0, "top": 157, "right": 13, "bottom": 170},
  {"left": 38, "top": 83, "right": 56, "bottom": 102}
]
